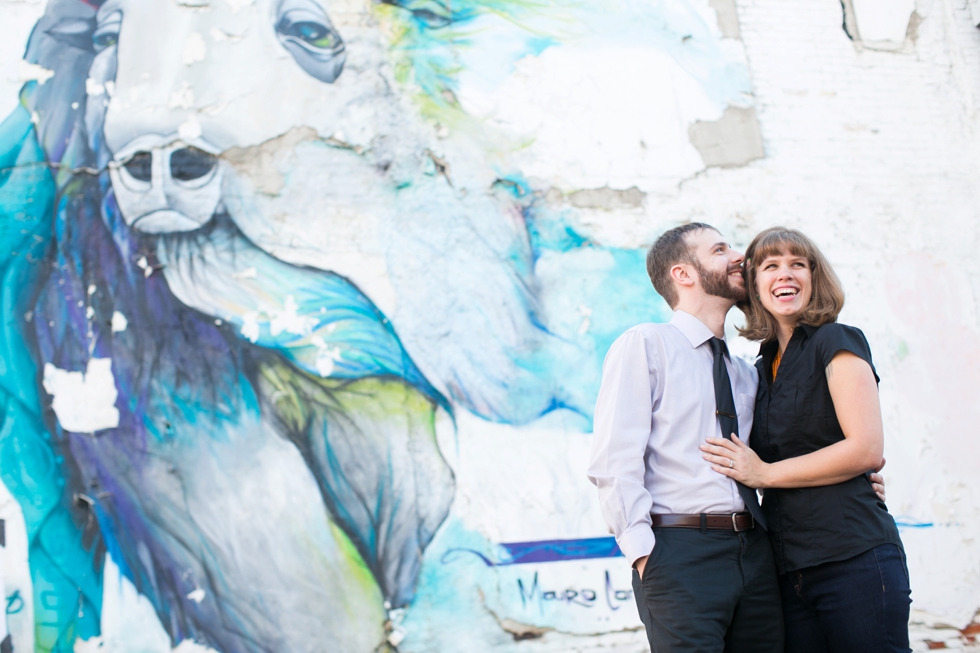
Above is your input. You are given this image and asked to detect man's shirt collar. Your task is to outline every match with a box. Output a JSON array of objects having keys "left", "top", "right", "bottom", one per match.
[{"left": 669, "top": 310, "right": 723, "bottom": 350}]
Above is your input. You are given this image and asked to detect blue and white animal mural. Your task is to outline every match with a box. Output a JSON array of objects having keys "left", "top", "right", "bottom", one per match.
[{"left": 0, "top": 0, "right": 756, "bottom": 650}]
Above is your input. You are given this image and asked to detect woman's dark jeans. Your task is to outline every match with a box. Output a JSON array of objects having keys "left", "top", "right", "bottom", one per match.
[{"left": 780, "top": 543, "right": 912, "bottom": 653}]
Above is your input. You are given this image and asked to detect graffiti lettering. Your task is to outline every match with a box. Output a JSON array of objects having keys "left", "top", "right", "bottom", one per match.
[
  {"left": 5, "top": 590, "right": 22, "bottom": 615},
  {"left": 604, "top": 570, "right": 632, "bottom": 611},
  {"left": 517, "top": 572, "right": 631, "bottom": 611}
]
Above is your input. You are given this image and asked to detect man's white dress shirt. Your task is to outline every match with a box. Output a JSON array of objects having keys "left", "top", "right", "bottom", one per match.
[{"left": 587, "top": 310, "right": 760, "bottom": 566}]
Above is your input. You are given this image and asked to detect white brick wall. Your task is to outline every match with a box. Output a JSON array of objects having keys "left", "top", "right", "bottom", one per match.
[{"left": 1, "top": 0, "right": 978, "bottom": 649}]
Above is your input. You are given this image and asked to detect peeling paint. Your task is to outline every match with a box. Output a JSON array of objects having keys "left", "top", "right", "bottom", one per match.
[
  {"left": 498, "top": 619, "right": 553, "bottom": 641},
  {"left": 709, "top": 0, "right": 741, "bottom": 39},
  {"left": 111, "top": 311, "right": 128, "bottom": 333},
  {"left": 560, "top": 187, "right": 646, "bottom": 211},
  {"left": 839, "top": 0, "right": 917, "bottom": 51},
  {"left": 1, "top": 0, "right": 979, "bottom": 650},
  {"left": 16, "top": 61, "right": 53, "bottom": 85},
  {"left": 181, "top": 32, "right": 207, "bottom": 65},
  {"left": 687, "top": 106, "right": 765, "bottom": 168},
  {"left": 221, "top": 126, "right": 320, "bottom": 196},
  {"left": 840, "top": 0, "right": 861, "bottom": 41},
  {"left": 480, "top": 591, "right": 555, "bottom": 641},
  {"left": 42, "top": 359, "right": 120, "bottom": 433},
  {"left": 852, "top": 0, "right": 915, "bottom": 46}
]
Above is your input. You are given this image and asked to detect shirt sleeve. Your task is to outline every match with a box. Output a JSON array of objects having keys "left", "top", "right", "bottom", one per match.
[
  {"left": 816, "top": 323, "right": 880, "bottom": 383},
  {"left": 587, "top": 328, "right": 657, "bottom": 566}
]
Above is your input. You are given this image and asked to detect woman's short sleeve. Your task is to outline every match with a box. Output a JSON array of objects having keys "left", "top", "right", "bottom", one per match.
[{"left": 814, "top": 323, "right": 880, "bottom": 383}]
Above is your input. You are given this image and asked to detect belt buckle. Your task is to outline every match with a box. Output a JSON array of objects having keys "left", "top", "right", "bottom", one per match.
[{"left": 731, "top": 513, "right": 750, "bottom": 532}]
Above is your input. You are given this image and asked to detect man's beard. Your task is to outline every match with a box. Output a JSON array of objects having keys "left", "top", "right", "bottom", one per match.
[{"left": 695, "top": 261, "right": 747, "bottom": 303}]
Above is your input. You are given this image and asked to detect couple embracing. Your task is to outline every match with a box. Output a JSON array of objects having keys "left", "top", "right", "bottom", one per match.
[{"left": 588, "top": 224, "right": 911, "bottom": 653}]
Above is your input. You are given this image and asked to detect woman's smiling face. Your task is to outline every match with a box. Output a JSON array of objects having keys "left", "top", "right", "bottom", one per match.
[{"left": 755, "top": 249, "right": 813, "bottom": 326}]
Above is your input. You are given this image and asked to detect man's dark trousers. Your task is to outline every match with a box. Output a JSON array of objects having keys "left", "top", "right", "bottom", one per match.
[{"left": 630, "top": 525, "right": 784, "bottom": 652}]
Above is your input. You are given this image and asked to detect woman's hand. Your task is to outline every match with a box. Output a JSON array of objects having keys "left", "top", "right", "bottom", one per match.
[
  {"left": 700, "top": 435, "right": 771, "bottom": 489},
  {"left": 869, "top": 472, "right": 885, "bottom": 502},
  {"left": 869, "top": 457, "right": 886, "bottom": 502}
]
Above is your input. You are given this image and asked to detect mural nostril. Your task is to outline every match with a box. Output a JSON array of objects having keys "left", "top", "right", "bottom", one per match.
[
  {"left": 171, "top": 147, "right": 217, "bottom": 182},
  {"left": 124, "top": 151, "right": 153, "bottom": 182}
]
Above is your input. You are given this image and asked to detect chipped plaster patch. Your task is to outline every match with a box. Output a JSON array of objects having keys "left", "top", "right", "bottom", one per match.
[
  {"left": 178, "top": 115, "right": 203, "bottom": 140},
  {"left": 222, "top": 0, "right": 254, "bottom": 12},
  {"left": 456, "top": 45, "right": 717, "bottom": 190},
  {"left": 709, "top": 0, "right": 741, "bottom": 39},
  {"left": 75, "top": 554, "right": 220, "bottom": 652},
  {"left": 17, "top": 60, "right": 54, "bottom": 85},
  {"left": 42, "top": 359, "right": 120, "bottom": 433},
  {"left": 221, "top": 126, "right": 319, "bottom": 196},
  {"left": 840, "top": 0, "right": 917, "bottom": 51},
  {"left": 182, "top": 32, "right": 207, "bottom": 65},
  {"left": 170, "top": 81, "right": 195, "bottom": 109},
  {"left": 312, "top": 339, "right": 343, "bottom": 377},
  {"left": 111, "top": 311, "right": 128, "bottom": 333},
  {"left": 241, "top": 312, "right": 260, "bottom": 343},
  {"left": 479, "top": 589, "right": 555, "bottom": 641},
  {"left": 688, "top": 106, "right": 765, "bottom": 168},
  {"left": 86, "top": 78, "right": 105, "bottom": 97},
  {"left": 269, "top": 295, "right": 317, "bottom": 337},
  {"left": 852, "top": 0, "right": 915, "bottom": 44},
  {"left": 562, "top": 186, "right": 646, "bottom": 211},
  {"left": 209, "top": 28, "right": 246, "bottom": 43}
]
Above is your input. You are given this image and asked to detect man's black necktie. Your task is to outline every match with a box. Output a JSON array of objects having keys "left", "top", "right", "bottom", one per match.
[{"left": 709, "top": 337, "right": 767, "bottom": 529}]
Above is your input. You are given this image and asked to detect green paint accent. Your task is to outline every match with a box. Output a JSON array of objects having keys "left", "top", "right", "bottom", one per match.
[
  {"left": 328, "top": 519, "right": 380, "bottom": 598},
  {"left": 373, "top": 0, "right": 553, "bottom": 124},
  {"left": 256, "top": 358, "right": 449, "bottom": 606},
  {"left": 896, "top": 340, "right": 909, "bottom": 361}
]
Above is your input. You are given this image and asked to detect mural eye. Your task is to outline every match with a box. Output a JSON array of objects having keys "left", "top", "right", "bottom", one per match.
[
  {"left": 275, "top": 1, "right": 346, "bottom": 83},
  {"left": 92, "top": 11, "right": 122, "bottom": 53},
  {"left": 93, "top": 32, "right": 118, "bottom": 49},
  {"left": 124, "top": 151, "right": 152, "bottom": 182},
  {"left": 170, "top": 147, "right": 217, "bottom": 182},
  {"left": 379, "top": 0, "right": 452, "bottom": 28},
  {"left": 45, "top": 18, "right": 98, "bottom": 51},
  {"left": 283, "top": 21, "right": 340, "bottom": 49}
]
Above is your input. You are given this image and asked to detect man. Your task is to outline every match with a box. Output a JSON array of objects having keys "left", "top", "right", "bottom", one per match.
[{"left": 587, "top": 222, "right": 781, "bottom": 652}]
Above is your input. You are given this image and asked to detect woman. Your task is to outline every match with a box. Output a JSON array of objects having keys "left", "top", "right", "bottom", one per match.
[{"left": 699, "top": 227, "right": 911, "bottom": 653}]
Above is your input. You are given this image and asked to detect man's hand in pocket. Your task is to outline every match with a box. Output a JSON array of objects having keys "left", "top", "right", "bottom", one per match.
[{"left": 634, "top": 555, "right": 649, "bottom": 578}]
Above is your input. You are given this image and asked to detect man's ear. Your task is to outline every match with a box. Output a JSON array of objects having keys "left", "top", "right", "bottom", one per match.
[{"left": 670, "top": 263, "right": 696, "bottom": 288}]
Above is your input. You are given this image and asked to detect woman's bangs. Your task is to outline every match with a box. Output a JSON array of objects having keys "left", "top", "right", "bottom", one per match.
[{"left": 752, "top": 231, "right": 811, "bottom": 266}]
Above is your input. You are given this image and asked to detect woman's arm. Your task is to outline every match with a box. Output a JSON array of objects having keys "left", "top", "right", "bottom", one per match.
[{"left": 700, "top": 351, "right": 884, "bottom": 489}]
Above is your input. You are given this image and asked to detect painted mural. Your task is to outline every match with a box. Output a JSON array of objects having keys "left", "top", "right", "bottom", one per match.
[
  {"left": 4, "top": 0, "right": 980, "bottom": 651},
  {"left": 0, "top": 0, "right": 757, "bottom": 651}
]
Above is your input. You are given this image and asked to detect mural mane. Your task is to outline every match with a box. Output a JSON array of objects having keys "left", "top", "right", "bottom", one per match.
[{"left": 0, "top": 0, "right": 750, "bottom": 650}]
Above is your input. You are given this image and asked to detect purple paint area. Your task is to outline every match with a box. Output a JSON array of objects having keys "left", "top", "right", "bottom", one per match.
[
  {"left": 442, "top": 537, "right": 622, "bottom": 567},
  {"left": 501, "top": 537, "right": 623, "bottom": 563}
]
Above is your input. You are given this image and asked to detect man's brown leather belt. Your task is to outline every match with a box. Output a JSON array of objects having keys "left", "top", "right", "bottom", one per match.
[{"left": 651, "top": 512, "right": 754, "bottom": 532}]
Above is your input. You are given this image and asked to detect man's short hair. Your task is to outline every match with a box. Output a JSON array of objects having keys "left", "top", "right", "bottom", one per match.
[{"left": 646, "top": 222, "right": 717, "bottom": 308}]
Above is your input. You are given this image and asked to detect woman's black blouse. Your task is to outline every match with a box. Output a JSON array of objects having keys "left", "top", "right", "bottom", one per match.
[{"left": 750, "top": 322, "right": 903, "bottom": 575}]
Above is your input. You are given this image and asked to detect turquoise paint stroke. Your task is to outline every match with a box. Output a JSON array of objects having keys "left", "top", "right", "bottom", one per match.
[{"left": 0, "top": 105, "right": 102, "bottom": 652}]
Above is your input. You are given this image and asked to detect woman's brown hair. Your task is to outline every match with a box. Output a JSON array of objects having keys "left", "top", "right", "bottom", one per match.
[{"left": 738, "top": 227, "right": 845, "bottom": 342}]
